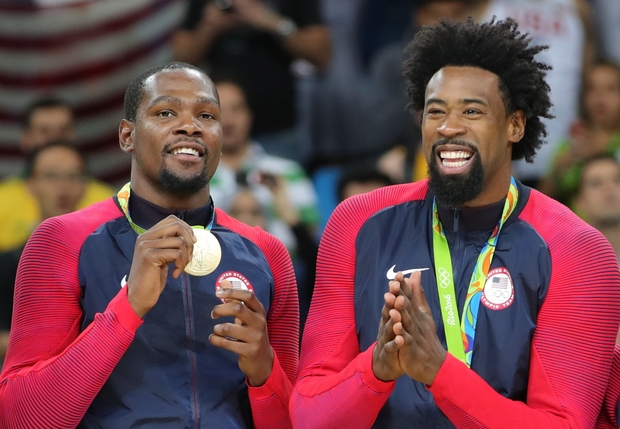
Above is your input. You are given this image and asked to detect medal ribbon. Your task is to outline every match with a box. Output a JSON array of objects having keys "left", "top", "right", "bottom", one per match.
[
  {"left": 116, "top": 182, "right": 214, "bottom": 234},
  {"left": 432, "top": 177, "right": 518, "bottom": 367}
]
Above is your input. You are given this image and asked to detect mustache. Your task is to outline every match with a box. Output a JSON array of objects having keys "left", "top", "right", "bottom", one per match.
[
  {"left": 162, "top": 138, "right": 207, "bottom": 155},
  {"left": 431, "top": 138, "right": 478, "bottom": 154}
]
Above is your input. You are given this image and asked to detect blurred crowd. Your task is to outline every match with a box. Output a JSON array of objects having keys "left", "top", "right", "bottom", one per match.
[{"left": 1, "top": 0, "right": 620, "bottom": 367}]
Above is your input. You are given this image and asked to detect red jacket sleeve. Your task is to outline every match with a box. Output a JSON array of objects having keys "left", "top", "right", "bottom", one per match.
[
  {"left": 0, "top": 203, "right": 143, "bottom": 429},
  {"left": 290, "top": 184, "right": 426, "bottom": 428},
  {"left": 429, "top": 192, "right": 620, "bottom": 428},
  {"left": 216, "top": 209, "right": 299, "bottom": 429}
]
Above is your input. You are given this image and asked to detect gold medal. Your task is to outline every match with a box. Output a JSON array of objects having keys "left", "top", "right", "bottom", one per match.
[{"left": 185, "top": 228, "right": 222, "bottom": 276}]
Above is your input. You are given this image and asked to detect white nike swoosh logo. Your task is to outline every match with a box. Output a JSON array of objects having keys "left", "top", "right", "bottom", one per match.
[
  {"left": 386, "top": 265, "right": 429, "bottom": 280},
  {"left": 121, "top": 275, "right": 128, "bottom": 288}
]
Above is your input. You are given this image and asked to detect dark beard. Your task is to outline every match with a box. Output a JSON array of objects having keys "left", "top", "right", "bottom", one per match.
[
  {"left": 159, "top": 164, "right": 208, "bottom": 196},
  {"left": 428, "top": 141, "right": 484, "bottom": 207}
]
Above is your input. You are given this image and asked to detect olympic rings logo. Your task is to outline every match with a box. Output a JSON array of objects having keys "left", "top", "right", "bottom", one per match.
[{"left": 438, "top": 267, "right": 451, "bottom": 289}]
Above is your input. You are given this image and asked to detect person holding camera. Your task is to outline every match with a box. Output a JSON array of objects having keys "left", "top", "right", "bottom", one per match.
[{"left": 173, "top": 0, "right": 331, "bottom": 162}]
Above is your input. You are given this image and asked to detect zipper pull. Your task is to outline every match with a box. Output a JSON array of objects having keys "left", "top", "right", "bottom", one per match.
[
  {"left": 453, "top": 208, "right": 460, "bottom": 233},
  {"left": 176, "top": 210, "right": 185, "bottom": 220}
]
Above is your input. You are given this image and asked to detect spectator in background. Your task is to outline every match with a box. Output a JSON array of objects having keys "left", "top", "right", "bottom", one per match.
[
  {"left": 574, "top": 154, "right": 620, "bottom": 262},
  {"left": 470, "top": 0, "right": 596, "bottom": 188},
  {"left": 540, "top": 61, "right": 620, "bottom": 206},
  {"left": 229, "top": 186, "right": 269, "bottom": 230},
  {"left": 0, "top": 98, "right": 114, "bottom": 251},
  {"left": 173, "top": 0, "right": 331, "bottom": 163},
  {"left": 337, "top": 167, "right": 394, "bottom": 202},
  {"left": 0, "top": 141, "right": 87, "bottom": 369},
  {"left": 18, "top": 98, "right": 75, "bottom": 153},
  {"left": 209, "top": 76, "right": 319, "bottom": 252},
  {"left": 211, "top": 77, "right": 319, "bottom": 325},
  {"left": 367, "top": 0, "right": 471, "bottom": 185},
  {"left": 229, "top": 184, "right": 317, "bottom": 336}
]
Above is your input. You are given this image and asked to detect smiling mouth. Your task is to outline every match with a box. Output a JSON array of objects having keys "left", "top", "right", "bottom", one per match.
[
  {"left": 439, "top": 150, "right": 473, "bottom": 168},
  {"left": 170, "top": 147, "right": 202, "bottom": 157}
]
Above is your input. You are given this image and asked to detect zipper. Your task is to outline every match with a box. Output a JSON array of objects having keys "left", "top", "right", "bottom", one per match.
[
  {"left": 183, "top": 273, "right": 200, "bottom": 429},
  {"left": 451, "top": 208, "right": 464, "bottom": 315},
  {"left": 452, "top": 208, "right": 460, "bottom": 233},
  {"left": 177, "top": 210, "right": 200, "bottom": 428}
]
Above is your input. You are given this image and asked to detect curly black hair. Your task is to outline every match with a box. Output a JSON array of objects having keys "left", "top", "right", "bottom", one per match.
[
  {"left": 403, "top": 17, "right": 553, "bottom": 163},
  {"left": 124, "top": 61, "right": 214, "bottom": 122}
]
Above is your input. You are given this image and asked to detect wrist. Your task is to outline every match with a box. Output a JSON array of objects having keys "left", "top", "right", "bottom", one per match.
[{"left": 422, "top": 349, "right": 447, "bottom": 387}]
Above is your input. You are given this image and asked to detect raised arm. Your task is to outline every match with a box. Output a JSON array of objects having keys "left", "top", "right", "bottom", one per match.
[{"left": 0, "top": 215, "right": 143, "bottom": 428}]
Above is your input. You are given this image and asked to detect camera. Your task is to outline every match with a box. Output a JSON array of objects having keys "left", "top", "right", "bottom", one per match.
[{"left": 214, "top": 0, "right": 234, "bottom": 12}]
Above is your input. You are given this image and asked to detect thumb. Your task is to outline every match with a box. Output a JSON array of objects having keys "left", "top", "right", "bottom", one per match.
[{"left": 409, "top": 271, "right": 432, "bottom": 316}]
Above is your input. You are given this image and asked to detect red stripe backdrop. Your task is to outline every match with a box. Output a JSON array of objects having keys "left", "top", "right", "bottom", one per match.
[{"left": 0, "top": 0, "right": 186, "bottom": 185}]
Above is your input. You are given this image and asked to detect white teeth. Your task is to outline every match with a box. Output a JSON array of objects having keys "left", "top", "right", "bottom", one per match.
[
  {"left": 171, "top": 147, "right": 200, "bottom": 156},
  {"left": 440, "top": 150, "right": 472, "bottom": 159},
  {"left": 442, "top": 159, "right": 469, "bottom": 168}
]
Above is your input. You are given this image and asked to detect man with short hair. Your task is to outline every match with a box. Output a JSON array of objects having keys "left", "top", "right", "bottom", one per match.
[
  {"left": 0, "top": 97, "right": 114, "bottom": 251},
  {"left": 19, "top": 98, "right": 76, "bottom": 154},
  {"left": 290, "top": 18, "right": 620, "bottom": 428},
  {"left": 0, "top": 62, "right": 299, "bottom": 429},
  {"left": 0, "top": 140, "right": 88, "bottom": 369}
]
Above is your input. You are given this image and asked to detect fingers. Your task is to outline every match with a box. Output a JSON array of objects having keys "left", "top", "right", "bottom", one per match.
[
  {"left": 148, "top": 215, "right": 196, "bottom": 242},
  {"left": 215, "top": 288, "right": 265, "bottom": 315},
  {"left": 209, "top": 334, "right": 249, "bottom": 355},
  {"left": 405, "top": 271, "right": 433, "bottom": 319},
  {"left": 212, "top": 321, "right": 259, "bottom": 344}
]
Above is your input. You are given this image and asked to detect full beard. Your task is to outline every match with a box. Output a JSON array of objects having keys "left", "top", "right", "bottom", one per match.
[{"left": 428, "top": 141, "right": 484, "bottom": 207}]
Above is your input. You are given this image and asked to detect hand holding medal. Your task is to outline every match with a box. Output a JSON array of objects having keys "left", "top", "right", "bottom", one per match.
[{"left": 125, "top": 215, "right": 198, "bottom": 319}]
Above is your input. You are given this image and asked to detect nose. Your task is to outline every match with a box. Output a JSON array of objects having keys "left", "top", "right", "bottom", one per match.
[
  {"left": 173, "top": 113, "right": 203, "bottom": 136},
  {"left": 437, "top": 112, "right": 466, "bottom": 139}
]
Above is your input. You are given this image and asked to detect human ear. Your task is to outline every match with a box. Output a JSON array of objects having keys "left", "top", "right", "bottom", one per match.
[
  {"left": 119, "top": 119, "right": 135, "bottom": 153},
  {"left": 508, "top": 111, "right": 526, "bottom": 144}
]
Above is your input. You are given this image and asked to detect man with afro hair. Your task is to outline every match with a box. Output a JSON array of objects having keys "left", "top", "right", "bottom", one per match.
[{"left": 290, "top": 17, "right": 620, "bottom": 428}]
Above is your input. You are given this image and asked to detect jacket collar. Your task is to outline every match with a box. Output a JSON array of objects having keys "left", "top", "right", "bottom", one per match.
[{"left": 128, "top": 191, "right": 214, "bottom": 230}]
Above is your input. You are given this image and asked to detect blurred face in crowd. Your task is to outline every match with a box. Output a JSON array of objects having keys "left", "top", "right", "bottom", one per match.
[
  {"left": 216, "top": 81, "right": 253, "bottom": 154},
  {"left": 583, "top": 64, "right": 620, "bottom": 129},
  {"left": 576, "top": 158, "right": 620, "bottom": 226},
  {"left": 229, "top": 188, "right": 266, "bottom": 228},
  {"left": 21, "top": 105, "right": 76, "bottom": 153},
  {"left": 27, "top": 145, "right": 87, "bottom": 220},
  {"left": 415, "top": 0, "right": 469, "bottom": 28}
]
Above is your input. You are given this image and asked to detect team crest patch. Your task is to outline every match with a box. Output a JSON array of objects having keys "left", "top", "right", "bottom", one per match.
[
  {"left": 481, "top": 267, "right": 514, "bottom": 310},
  {"left": 215, "top": 271, "right": 254, "bottom": 302}
]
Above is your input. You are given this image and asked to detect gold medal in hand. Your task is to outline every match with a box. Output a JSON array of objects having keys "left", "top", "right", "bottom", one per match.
[{"left": 184, "top": 228, "right": 222, "bottom": 276}]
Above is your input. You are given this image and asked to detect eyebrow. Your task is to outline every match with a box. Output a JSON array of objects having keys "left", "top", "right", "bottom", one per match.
[
  {"left": 148, "top": 95, "right": 220, "bottom": 109},
  {"left": 425, "top": 98, "right": 488, "bottom": 106}
]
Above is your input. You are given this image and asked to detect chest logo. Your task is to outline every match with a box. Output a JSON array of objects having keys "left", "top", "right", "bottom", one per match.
[
  {"left": 481, "top": 267, "right": 515, "bottom": 310},
  {"left": 120, "top": 275, "right": 128, "bottom": 289},
  {"left": 215, "top": 271, "right": 254, "bottom": 303},
  {"left": 386, "top": 265, "right": 429, "bottom": 280}
]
